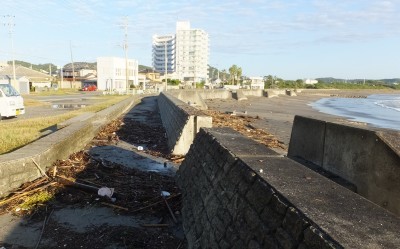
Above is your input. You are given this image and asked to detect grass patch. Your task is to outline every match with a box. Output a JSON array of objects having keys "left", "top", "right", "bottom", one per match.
[
  {"left": 23, "top": 98, "right": 50, "bottom": 107},
  {"left": 28, "top": 88, "right": 82, "bottom": 96},
  {"left": 0, "top": 95, "right": 129, "bottom": 154}
]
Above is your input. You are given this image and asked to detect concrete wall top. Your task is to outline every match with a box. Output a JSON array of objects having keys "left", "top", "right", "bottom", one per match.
[
  {"left": 167, "top": 90, "right": 208, "bottom": 110},
  {"left": 182, "top": 127, "right": 400, "bottom": 248},
  {"left": 288, "top": 115, "right": 400, "bottom": 216},
  {"left": 160, "top": 92, "right": 208, "bottom": 116}
]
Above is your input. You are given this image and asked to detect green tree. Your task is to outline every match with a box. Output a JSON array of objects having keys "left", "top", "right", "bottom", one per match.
[
  {"left": 221, "top": 69, "right": 227, "bottom": 82},
  {"left": 229, "top": 65, "right": 237, "bottom": 84},
  {"left": 237, "top": 67, "right": 242, "bottom": 85},
  {"left": 228, "top": 65, "right": 243, "bottom": 85}
]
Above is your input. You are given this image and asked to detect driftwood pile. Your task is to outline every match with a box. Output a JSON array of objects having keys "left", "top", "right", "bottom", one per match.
[
  {"left": 0, "top": 117, "right": 184, "bottom": 248},
  {"left": 205, "top": 109, "right": 287, "bottom": 150}
]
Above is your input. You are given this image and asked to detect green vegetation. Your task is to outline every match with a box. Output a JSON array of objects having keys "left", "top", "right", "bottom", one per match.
[
  {"left": 10, "top": 60, "right": 58, "bottom": 74},
  {"left": 10, "top": 60, "right": 152, "bottom": 74},
  {"left": 196, "top": 81, "right": 205, "bottom": 88},
  {"left": 168, "top": 79, "right": 181, "bottom": 85},
  {"left": 28, "top": 88, "right": 82, "bottom": 96},
  {"left": 306, "top": 82, "right": 398, "bottom": 90},
  {"left": 228, "top": 65, "right": 242, "bottom": 85},
  {"left": 0, "top": 95, "right": 129, "bottom": 155},
  {"left": 263, "top": 75, "right": 400, "bottom": 90},
  {"left": 161, "top": 79, "right": 181, "bottom": 85},
  {"left": 19, "top": 191, "right": 53, "bottom": 210}
]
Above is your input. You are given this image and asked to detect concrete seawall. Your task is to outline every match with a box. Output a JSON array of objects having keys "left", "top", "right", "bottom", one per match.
[
  {"left": 158, "top": 92, "right": 212, "bottom": 155},
  {"left": 288, "top": 115, "right": 400, "bottom": 216},
  {"left": 0, "top": 97, "right": 137, "bottom": 197},
  {"left": 178, "top": 127, "right": 400, "bottom": 248}
]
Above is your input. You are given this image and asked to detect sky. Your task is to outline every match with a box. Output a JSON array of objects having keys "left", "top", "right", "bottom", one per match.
[{"left": 1, "top": 0, "right": 399, "bottom": 80}]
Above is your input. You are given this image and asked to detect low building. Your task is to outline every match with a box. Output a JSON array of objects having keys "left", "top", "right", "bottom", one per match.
[
  {"left": 97, "top": 57, "right": 139, "bottom": 91},
  {"left": 304, "top": 79, "right": 318, "bottom": 85},
  {"left": 249, "top": 76, "right": 264, "bottom": 89},
  {"left": 61, "top": 63, "right": 97, "bottom": 88},
  {"left": 139, "top": 68, "right": 161, "bottom": 82},
  {"left": 0, "top": 65, "right": 53, "bottom": 94}
]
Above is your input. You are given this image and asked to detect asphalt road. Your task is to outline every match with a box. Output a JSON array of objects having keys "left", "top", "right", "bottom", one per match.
[{"left": 1, "top": 91, "right": 105, "bottom": 122}]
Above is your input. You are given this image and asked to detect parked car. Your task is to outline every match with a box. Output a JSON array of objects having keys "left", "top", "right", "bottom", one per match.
[
  {"left": 0, "top": 83, "right": 25, "bottom": 120},
  {"left": 81, "top": 84, "right": 97, "bottom": 91}
]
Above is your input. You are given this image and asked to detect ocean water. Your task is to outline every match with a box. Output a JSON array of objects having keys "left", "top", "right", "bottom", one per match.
[{"left": 310, "top": 94, "right": 400, "bottom": 131}]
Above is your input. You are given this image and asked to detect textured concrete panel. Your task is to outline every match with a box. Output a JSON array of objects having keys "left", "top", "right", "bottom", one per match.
[
  {"left": 178, "top": 127, "right": 400, "bottom": 249},
  {"left": 288, "top": 115, "right": 326, "bottom": 166}
]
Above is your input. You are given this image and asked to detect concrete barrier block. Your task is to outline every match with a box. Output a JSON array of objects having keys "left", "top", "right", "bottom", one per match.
[
  {"left": 288, "top": 116, "right": 326, "bottom": 166},
  {"left": 323, "top": 122, "right": 400, "bottom": 215}
]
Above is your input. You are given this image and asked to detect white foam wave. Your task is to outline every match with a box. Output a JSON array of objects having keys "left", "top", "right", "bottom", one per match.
[{"left": 374, "top": 100, "right": 400, "bottom": 112}]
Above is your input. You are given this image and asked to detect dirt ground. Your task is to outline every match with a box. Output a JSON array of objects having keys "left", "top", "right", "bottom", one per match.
[{"left": 0, "top": 96, "right": 186, "bottom": 249}]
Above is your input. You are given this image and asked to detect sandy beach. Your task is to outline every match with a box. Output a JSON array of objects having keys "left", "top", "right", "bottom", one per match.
[{"left": 205, "top": 89, "right": 399, "bottom": 147}]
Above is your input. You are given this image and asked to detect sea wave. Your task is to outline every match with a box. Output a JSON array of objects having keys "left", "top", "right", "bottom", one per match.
[
  {"left": 374, "top": 100, "right": 400, "bottom": 112},
  {"left": 312, "top": 94, "right": 400, "bottom": 130}
]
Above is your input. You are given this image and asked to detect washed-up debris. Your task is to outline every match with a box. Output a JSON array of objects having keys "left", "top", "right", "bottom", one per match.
[
  {"left": 98, "top": 187, "right": 114, "bottom": 198},
  {"left": 206, "top": 109, "right": 287, "bottom": 150},
  {"left": 0, "top": 113, "right": 184, "bottom": 248}
]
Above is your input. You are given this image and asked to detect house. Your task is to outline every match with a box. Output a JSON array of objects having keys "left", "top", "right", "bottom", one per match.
[
  {"left": 249, "top": 76, "right": 264, "bottom": 89},
  {"left": 304, "top": 79, "right": 318, "bottom": 85},
  {"left": 0, "top": 75, "right": 29, "bottom": 94},
  {"left": 61, "top": 63, "right": 97, "bottom": 88},
  {"left": 139, "top": 68, "right": 161, "bottom": 82},
  {"left": 97, "top": 57, "right": 139, "bottom": 92},
  {"left": 0, "top": 65, "right": 53, "bottom": 93}
]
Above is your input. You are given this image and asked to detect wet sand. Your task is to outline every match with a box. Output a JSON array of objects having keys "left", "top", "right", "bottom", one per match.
[{"left": 205, "top": 89, "right": 397, "bottom": 146}]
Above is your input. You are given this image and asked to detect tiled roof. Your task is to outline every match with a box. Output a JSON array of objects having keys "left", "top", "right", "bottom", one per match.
[{"left": 0, "top": 65, "right": 52, "bottom": 81}]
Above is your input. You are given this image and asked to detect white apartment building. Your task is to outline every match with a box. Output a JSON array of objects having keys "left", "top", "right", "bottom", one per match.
[
  {"left": 176, "top": 21, "right": 209, "bottom": 82},
  {"left": 97, "top": 57, "right": 138, "bottom": 91},
  {"left": 152, "top": 21, "right": 209, "bottom": 83},
  {"left": 152, "top": 34, "right": 176, "bottom": 76}
]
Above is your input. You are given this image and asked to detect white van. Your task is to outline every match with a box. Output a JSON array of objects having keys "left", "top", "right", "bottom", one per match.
[{"left": 0, "top": 83, "right": 25, "bottom": 120}]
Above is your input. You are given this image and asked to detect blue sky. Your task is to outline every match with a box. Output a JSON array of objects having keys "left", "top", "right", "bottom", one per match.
[{"left": 1, "top": 0, "right": 399, "bottom": 79}]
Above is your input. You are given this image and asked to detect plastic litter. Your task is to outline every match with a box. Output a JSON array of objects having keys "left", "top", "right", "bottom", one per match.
[
  {"left": 98, "top": 187, "right": 114, "bottom": 198},
  {"left": 161, "top": 191, "right": 171, "bottom": 197},
  {"left": 137, "top": 146, "right": 144, "bottom": 151}
]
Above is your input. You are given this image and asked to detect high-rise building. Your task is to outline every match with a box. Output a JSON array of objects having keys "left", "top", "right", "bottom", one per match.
[
  {"left": 152, "top": 34, "right": 176, "bottom": 75},
  {"left": 152, "top": 21, "right": 209, "bottom": 83}
]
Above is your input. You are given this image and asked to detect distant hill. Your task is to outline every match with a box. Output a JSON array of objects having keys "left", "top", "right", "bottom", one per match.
[
  {"left": 9, "top": 60, "right": 58, "bottom": 74},
  {"left": 139, "top": 65, "right": 152, "bottom": 71},
  {"left": 8, "top": 60, "right": 153, "bottom": 73},
  {"left": 63, "top": 62, "right": 96, "bottom": 70},
  {"left": 64, "top": 62, "right": 152, "bottom": 71},
  {"left": 316, "top": 77, "right": 400, "bottom": 85}
]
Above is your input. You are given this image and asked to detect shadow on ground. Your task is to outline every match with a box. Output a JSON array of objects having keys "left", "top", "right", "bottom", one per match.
[{"left": 0, "top": 96, "right": 186, "bottom": 249}]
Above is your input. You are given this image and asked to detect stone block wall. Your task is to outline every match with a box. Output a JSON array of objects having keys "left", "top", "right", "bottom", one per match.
[
  {"left": 178, "top": 127, "right": 400, "bottom": 249},
  {"left": 158, "top": 92, "right": 212, "bottom": 155}
]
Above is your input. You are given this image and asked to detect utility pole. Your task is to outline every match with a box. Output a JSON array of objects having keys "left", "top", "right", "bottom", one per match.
[
  {"left": 165, "top": 39, "right": 167, "bottom": 91},
  {"left": 120, "top": 16, "right": 130, "bottom": 93},
  {"left": 3, "top": 15, "right": 16, "bottom": 86},
  {"left": 70, "top": 41, "right": 75, "bottom": 88}
]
